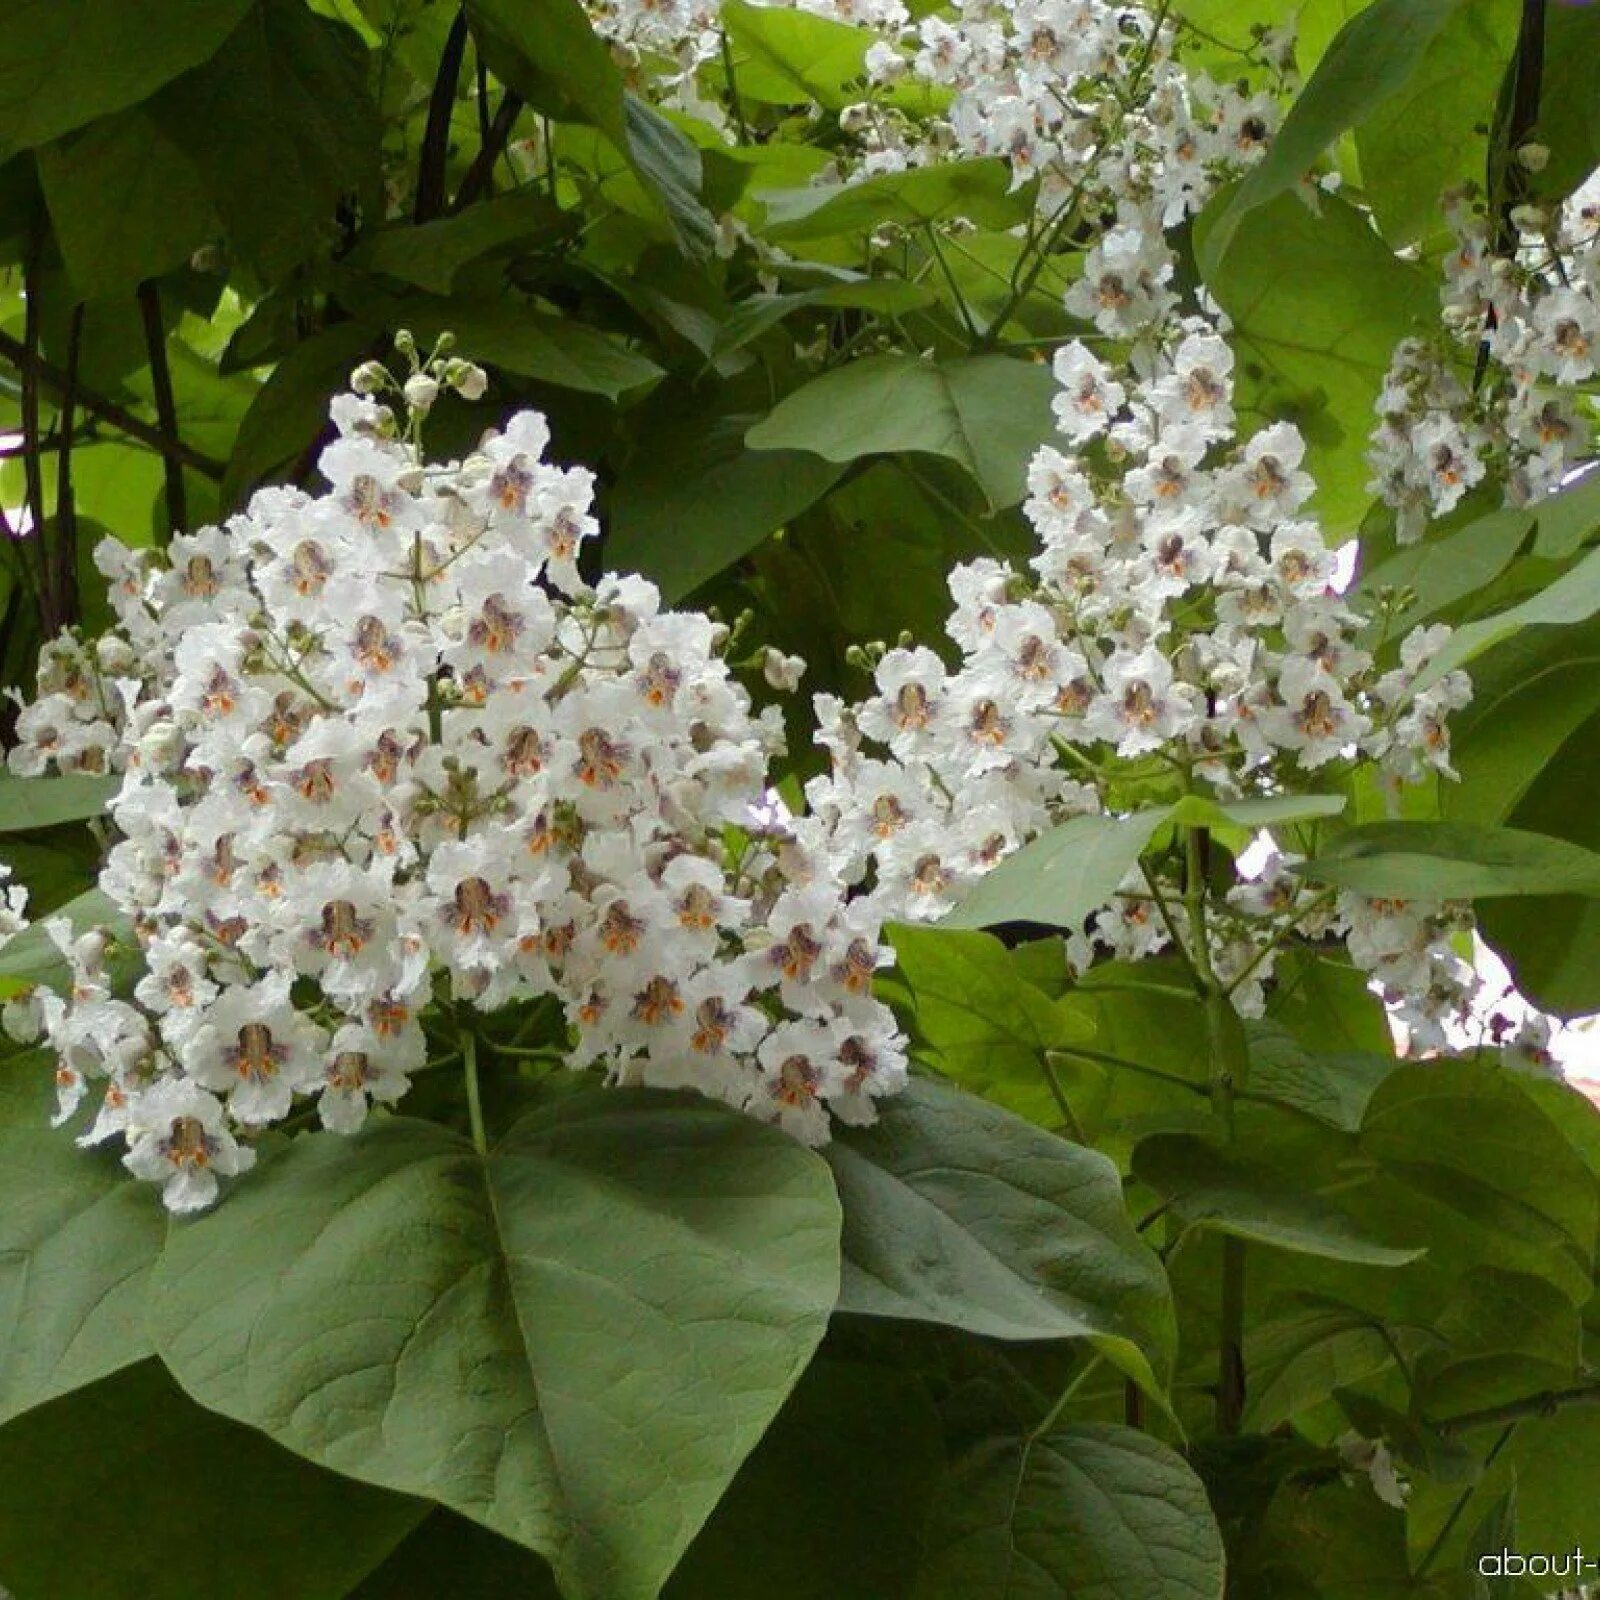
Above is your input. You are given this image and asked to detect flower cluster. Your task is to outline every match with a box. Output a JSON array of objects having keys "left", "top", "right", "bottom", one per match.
[
  {"left": 800, "top": 323, "right": 1479, "bottom": 1028},
  {"left": 9, "top": 354, "right": 905, "bottom": 1211},
  {"left": 1370, "top": 174, "right": 1600, "bottom": 539}
]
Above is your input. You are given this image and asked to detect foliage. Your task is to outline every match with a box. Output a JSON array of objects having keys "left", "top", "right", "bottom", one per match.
[{"left": 1, "top": 0, "right": 1600, "bottom": 1597}]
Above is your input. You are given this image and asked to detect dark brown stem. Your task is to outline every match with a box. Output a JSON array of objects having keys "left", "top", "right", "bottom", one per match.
[
  {"left": 452, "top": 90, "right": 524, "bottom": 214},
  {"left": 0, "top": 329, "right": 225, "bottom": 481},
  {"left": 416, "top": 8, "right": 470, "bottom": 222},
  {"left": 137, "top": 280, "right": 187, "bottom": 538},
  {"left": 52, "top": 303, "right": 85, "bottom": 628},
  {"left": 1476, "top": 0, "right": 1548, "bottom": 386},
  {"left": 20, "top": 242, "right": 54, "bottom": 633}
]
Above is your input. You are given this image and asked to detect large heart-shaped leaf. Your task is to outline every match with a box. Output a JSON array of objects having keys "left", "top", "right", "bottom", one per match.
[
  {"left": 0, "top": 1049, "right": 165, "bottom": 1427},
  {"left": 913, "top": 1424, "right": 1225, "bottom": 1600},
  {"left": 826, "top": 1079, "right": 1175, "bottom": 1393},
  {"left": 148, "top": 1093, "right": 842, "bottom": 1600}
]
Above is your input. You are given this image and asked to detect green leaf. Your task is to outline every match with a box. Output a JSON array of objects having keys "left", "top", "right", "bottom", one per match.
[
  {"left": 912, "top": 1424, "right": 1226, "bottom": 1600},
  {"left": 1531, "top": 464, "right": 1600, "bottom": 561},
  {"left": 1353, "top": 0, "right": 1517, "bottom": 247},
  {"left": 0, "top": 0, "right": 255, "bottom": 160},
  {"left": 608, "top": 394, "right": 846, "bottom": 601},
  {"left": 1525, "top": 1, "right": 1600, "bottom": 206},
  {"left": 409, "top": 300, "right": 665, "bottom": 401},
  {"left": 1246, "top": 1024, "right": 1396, "bottom": 1135},
  {"left": 222, "top": 321, "right": 377, "bottom": 506},
  {"left": 1412, "top": 541, "right": 1600, "bottom": 691},
  {"left": 721, "top": 1, "right": 870, "bottom": 110},
  {"left": 1361, "top": 1062, "right": 1598, "bottom": 1270},
  {"left": 1196, "top": 190, "right": 1434, "bottom": 530},
  {"left": 1168, "top": 793, "right": 1347, "bottom": 831},
  {"left": 827, "top": 1078, "right": 1176, "bottom": 1392},
  {"left": 1305, "top": 820, "right": 1600, "bottom": 900},
  {"left": 147, "top": 1094, "right": 841, "bottom": 1600},
  {"left": 1357, "top": 506, "right": 1531, "bottom": 632},
  {"left": 888, "top": 925, "right": 1093, "bottom": 1123},
  {"left": 711, "top": 280, "right": 935, "bottom": 359},
  {"left": 667, "top": 1357, "right": 945, "bottom": 1600},
  {"left": 758, "top": 159, "right": 1032, "bottom": 240},
  {"left": 151, "top": 0, "right": 380, "bottom": 282},
  {"left": 349, "top": 1510, "right": 559, "bottom": 1599},
  {"left": 0, "top": 771, "right": 118, "bottom": 832},
  {"left": 747, "top": 353, "right": 1055, "bottom": 511},
  {"left": 0, "top": 887, "right": 132, "bottom": 1001},
  {"left": 1201, "top": 0, "right": 1475, "bottom": 267},
  {"left": 36, "top": 109, "right": 219, "bottom": 300},
  {"left": 1478, "top": 703, "right": 1600, "bottom": 1014},
  {"left": 348, "top": 191, "right": 569, "bottom": 296},
  {"left": 1243, "top": 1309, "right": 1399, "bottom": 1432},
  {"left": 0, "top": 1361, "right": 428, "bottom": 1600},
  {"left": 623, "top": 95, "right": 719, "bottom": 260},
  {"left": 1132, "top": 1133, "right": 1424, "bottom": 1266},
  {"left": 0, "top": 1050, "right": 165, "bottom": 1427},
  {"left": 942, "top": 809, "right": 1171, "bottom": 932},
  {"left": 466, "top": 0, "right": 625, "bottom": 144}
]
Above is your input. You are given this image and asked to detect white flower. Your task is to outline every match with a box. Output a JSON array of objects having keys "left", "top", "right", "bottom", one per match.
[{"left": 122, "top": 1078, "right": 256, "bottom": 1213}]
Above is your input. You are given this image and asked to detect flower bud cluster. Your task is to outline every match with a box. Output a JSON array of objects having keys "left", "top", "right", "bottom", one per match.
[
  {"left": 801, "top": 322, "right": 1478, "bottom": 1026},
  {"left": 1370, "top": 176, "right": 1600, "bottom": 540},
  {"left": 10, "top": 375, "right": 906, "bottom": 1211}
]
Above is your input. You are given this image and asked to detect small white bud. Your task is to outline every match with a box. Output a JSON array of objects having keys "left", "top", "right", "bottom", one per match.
[
  {"left": 404, "top": 373, "right": 440, "bottom": 414},
  {"left": 95, "top": 635, "right": 135, "bottom": 674},
  {"left": 449, "top": 361, "right": 489, "bottom": 401},
  {"left": 761, "top": 648, "right": 806, "bottom": 693},
  {"left": 1517, "top": 142, "right": 1550, "bottom": 173}
]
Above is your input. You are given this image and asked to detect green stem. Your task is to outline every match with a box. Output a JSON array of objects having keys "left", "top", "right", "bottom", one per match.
[
  {"left": 1185, "top": 822, "right": 1249, "bottom": 1435},
  {"left": 463, "top": 1026, "right": 488, "bottom": 1157},
  {"left": 1436, "top": 1380, "right": 1600, "bottom": 1436},
  {"left": 1039, "top": 1052, "right": 1088, "bottom": 1142},
  {"left": 1046, "top": 1046, "right": 1210, "bottom": 1098},
  {"left": 1415, "top": 1422, "right": 1517, "bottom": 1580}
]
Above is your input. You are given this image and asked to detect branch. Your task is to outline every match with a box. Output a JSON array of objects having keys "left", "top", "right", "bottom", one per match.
[
  {"left": 416, "top": 7, "right": 470, "bottom": 222},
  {"left": 452, "top": 89, "right": 524, "bottom": 214},
  {"left": 52, "top": 304, "right": 85, "bottom": 628},
  {"left": 1436, "top": 1380, "right": 1600, "bottom": 1437},
  {"left": 0, "top": 329, "right": 225, "bottom": 482},
  {"left": 1476, "top": 0, "right": 1548, "bottom": 385},
  {"left": 20, "top": 243, "right": 55, "bottom": 632},
  {"left": 138, "top": 280, "right": 188, "bottom": 537}
]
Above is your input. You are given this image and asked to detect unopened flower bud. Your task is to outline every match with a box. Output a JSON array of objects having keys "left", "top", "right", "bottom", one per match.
[
  {"left": 350, "top": 361, "right": 389, "bottom": 396},
  {"left": 1517, "top": 142, "right": 1550, "bottom": 173},
  {"left": 761, "top": 648, "right": 806, "bottom": 693},
  {"left": 404, "top": 374, "right": 440, "bottom": 414},
  {"left": 95, "top": 635, "right": 134, "bottom": 674},
  {"left": 448, "top": 361, "right": 489, "bottom": 401}
]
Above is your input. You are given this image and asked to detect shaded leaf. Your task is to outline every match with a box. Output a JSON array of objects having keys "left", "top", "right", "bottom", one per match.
[
  {"left": 0, "top": 1361, "right": 427, "bottom": 1600},
  {"left": 827, "top": 1078, "right": 1176, "bottom": 1392},
  {"left": 1132, "top": 1133, "right": 1423, "bottom": 1266},
  {"left": 913, "top": 1424, "right": 1226, "bottom": 1600},
  {"left": 0, "top": 0, "right": 255, "bottom": 160}
]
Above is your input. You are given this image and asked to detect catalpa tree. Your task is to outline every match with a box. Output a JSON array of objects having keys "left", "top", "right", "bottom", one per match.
[{"left": 2, "top": 0, "right": 1600, "bottom": 1595}]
